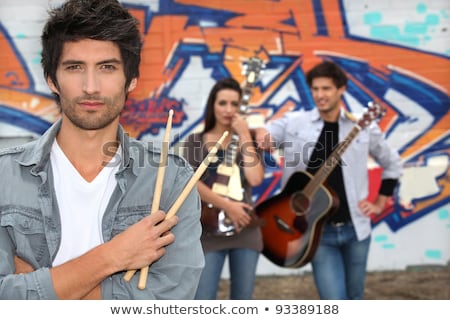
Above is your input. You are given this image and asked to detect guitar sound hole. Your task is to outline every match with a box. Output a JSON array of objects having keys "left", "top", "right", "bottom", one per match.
[{"left": 290, "top": 191, "right": 310, "bottom": 216}]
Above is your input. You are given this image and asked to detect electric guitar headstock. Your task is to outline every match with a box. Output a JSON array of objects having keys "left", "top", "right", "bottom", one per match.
[
  {"left": 242, "top": 56, "right": 265, "bottom": 86},
  {"left": 240, "top": 56, "right": 265, "bottom": 111}
]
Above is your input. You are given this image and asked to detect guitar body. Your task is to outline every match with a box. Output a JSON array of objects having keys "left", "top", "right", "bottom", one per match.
[
  {"left": 201, "top": 200, "right": 265, "bottom": 236},
  {"left": 201, "top": 161, "right": 243, "bottom": 236},
  {"left": 201, "top": 202, "right": 235, "bottom": 236},
  {"left": 255, "top": 170, "right": 339, "bottom": 268},
  {"left": 212, "top": 163, "right": 243, "bottom": 201}
]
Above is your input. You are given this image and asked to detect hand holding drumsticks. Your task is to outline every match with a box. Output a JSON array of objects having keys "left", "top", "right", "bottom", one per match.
[
  {"left": 123, "top": 110, "right": 174, "bottom": 288},
  {"left": 123, "top": 112, "right": 228, "bottom": 289}
]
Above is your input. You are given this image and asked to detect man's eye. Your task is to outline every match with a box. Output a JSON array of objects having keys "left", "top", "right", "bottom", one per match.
[
  {"left": 101, "top": 64, "right": 117, "bottom": 71},
  {"left": 66, "top": 65, "right": 81, "bottom": 70}
]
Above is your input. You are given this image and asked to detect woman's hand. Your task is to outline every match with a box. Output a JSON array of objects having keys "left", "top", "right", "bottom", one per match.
[
  {"left": 231, "top": 114, "right": 250, "bottom": 138},
  {"left": 223, "top": 199, "right": 253, "bottom": 232}
]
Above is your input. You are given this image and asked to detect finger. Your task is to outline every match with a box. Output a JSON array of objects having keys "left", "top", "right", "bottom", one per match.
[
  {"left": 155, "top": 216, "right": 178, "bottom": 237},
  {"left": 147, "top": 210, "right": 166, "bottom": 224},
  {"left": 148, "top": 210, "right": 178, "bottom": 227},
  {"left": 158, "top": 231, "right": 176, "bottom": 247},
  {"left": 238, "top": 214, "right": 251, "bottom": 226},
  {"left": 232, "top": 219, "right": 241, "bottom": 231},
  {"left": 164, "top": 214, "right": 179, "bottom": 228},
  {"left": 145, "top": 247, "right": 166, "bottom": 266},
  {"left": 362, "top": 206, "right": 372, "bottom": 216}
]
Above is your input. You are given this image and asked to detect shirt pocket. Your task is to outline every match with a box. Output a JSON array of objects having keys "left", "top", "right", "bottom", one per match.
[
  {"left": 283, "top": 128, "right": 312, "bottom": 169},
  {"left": 0, "top": 208, "right": 48, "bottom": 265},
  {"left": 110, "top": 204, "right": 150, "bottom": 238}
]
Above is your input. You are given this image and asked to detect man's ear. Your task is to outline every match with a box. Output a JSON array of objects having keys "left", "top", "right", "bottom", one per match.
[
  {"left": 47, "top": 77, "right": 60, "bottom": 95},
  {"left": 127, "top": 78, "right": 137, "bottom": 93}
]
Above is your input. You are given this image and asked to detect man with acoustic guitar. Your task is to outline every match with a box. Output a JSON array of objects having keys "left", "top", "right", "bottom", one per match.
[{"left": 255, "top": 61, "right": 402, "bottom": 299}]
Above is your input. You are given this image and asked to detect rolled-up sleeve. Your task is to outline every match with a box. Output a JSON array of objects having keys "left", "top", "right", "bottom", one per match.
[{"left": 266, "top": 115, "right": 289, "bottom": 147}]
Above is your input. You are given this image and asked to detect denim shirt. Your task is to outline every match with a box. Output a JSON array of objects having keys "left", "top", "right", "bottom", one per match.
[
  {"left": 0, "top": 119, "right": 204, "bottom": 299},
  {"left": 266, "top": 108, "right": 402, "bottom": 240}
]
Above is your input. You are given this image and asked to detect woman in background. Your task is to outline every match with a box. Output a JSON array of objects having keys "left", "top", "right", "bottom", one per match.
[{"left": 183, "top": 77, "right": 264, "bottom": 299}]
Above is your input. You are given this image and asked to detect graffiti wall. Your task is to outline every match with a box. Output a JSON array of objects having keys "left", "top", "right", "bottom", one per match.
[{"left": 0, "top": 0, "right": 449, "bottom": 275}]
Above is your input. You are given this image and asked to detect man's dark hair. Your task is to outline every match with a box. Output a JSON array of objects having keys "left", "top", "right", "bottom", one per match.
[
  {"left": 202, "top": 77, "right": 242, "bottom": 134},
  {"left": 306, "top": 61, "right": 348, "bottom": 89},
  {"left": 41, "top": 0, "right": 142, "bottom": 97}
]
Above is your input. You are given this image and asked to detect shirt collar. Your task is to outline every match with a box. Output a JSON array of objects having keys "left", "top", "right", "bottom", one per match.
[
  {"left": 17, "top": 118, "right": 132, "bottom": 174},
  {"left": 310, "top": 107, "right": 348, "bottom": 122}
]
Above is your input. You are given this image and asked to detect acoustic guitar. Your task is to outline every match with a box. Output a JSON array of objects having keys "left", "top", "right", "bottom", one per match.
[
  {"left": 255, "top": 102, "right": 384, "bottom": 267},
  {"left": 201, "top": 56, "right": 264, "bottom": 236}
]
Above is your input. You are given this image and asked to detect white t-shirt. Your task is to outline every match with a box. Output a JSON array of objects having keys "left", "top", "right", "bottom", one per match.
[{"left": 51, "top": 140, "right": 120, "bottom": 267}]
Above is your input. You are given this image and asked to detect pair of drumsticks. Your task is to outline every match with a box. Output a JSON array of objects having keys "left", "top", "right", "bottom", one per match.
[{"left": 123, "top": 110, "right": 228, "bottom": 289}]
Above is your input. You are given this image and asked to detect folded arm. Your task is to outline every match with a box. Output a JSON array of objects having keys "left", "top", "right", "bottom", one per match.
[{"left": 1, "top": 211, "right": 177, "bottom": 299}]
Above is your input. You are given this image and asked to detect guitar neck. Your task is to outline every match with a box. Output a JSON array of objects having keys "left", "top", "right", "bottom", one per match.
[
  {"left": 222, "top": 74, "right": 256, "bottom": 167},
  {"left": 223, "top": 133, "right": 240, "bottom": 166},
  {"left": 303, "top": 124, "right": 362, "bottom": 197}
]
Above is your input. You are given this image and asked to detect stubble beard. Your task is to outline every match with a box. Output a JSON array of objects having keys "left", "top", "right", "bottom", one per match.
[
  {"left": 61, "top": 95, "right": 124, "bottom": 130},
  {"left": 317, "top": 99, "right": 340, "bottom": 114}
]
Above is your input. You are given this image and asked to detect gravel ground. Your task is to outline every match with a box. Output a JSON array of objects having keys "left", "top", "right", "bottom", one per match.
[{"left": 217, "top": 265, "right": 450, "bottom": 300}]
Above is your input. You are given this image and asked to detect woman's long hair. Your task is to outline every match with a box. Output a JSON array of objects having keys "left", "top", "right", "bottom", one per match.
[{"left": 202, "top": 77, "right": 242, "bottom": 134}]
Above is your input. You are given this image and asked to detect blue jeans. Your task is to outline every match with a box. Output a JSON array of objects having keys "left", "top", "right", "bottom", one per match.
[
  {"left": 194, "top": 248, "right": 260, "bottom": 300},
  {"left": 311, "top": 222, "right": 370, "bottom": 300}
]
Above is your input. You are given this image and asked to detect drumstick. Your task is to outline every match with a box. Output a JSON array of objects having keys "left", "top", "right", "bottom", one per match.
[
  {"left": 136, "top": 130, "right": 228, "bottom": 289},
  {"left": 123, "top": 110, "right": 173, "bottom": 285}
]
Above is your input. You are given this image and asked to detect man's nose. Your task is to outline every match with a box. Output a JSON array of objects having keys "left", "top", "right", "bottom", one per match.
[
  {"left": 82, "top": 69, "right": 100, "bottom": 94},
  {"left": 316, "top": 89, "right": 325, "bottom": 96}
]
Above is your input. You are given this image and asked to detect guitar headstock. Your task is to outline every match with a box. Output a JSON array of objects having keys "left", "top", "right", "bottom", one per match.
[
  {"left": 239, "top": 56, "right": 265, "bottom": 111},
  {"left": 242, "top": 56, "right": 264, "bottom": 86},
  {"left": 357, "top": 101, "right": 385, "bottom": 129}
]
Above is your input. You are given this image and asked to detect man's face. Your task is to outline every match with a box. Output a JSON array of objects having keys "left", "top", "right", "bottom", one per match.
[
  {"left": 310, "top": 77, "right": 345, "bottom": 115},
  {"left": 47, "top": 39, "right": 136, "bottom": 130}
]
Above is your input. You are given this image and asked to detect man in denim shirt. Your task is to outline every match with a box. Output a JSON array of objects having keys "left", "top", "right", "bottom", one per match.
[
  {"left": 255, "top": 61, "right": 402, "bottom": 299},
  {"left": 0, "top": 0, "right": 204, "bottom": 299}
]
